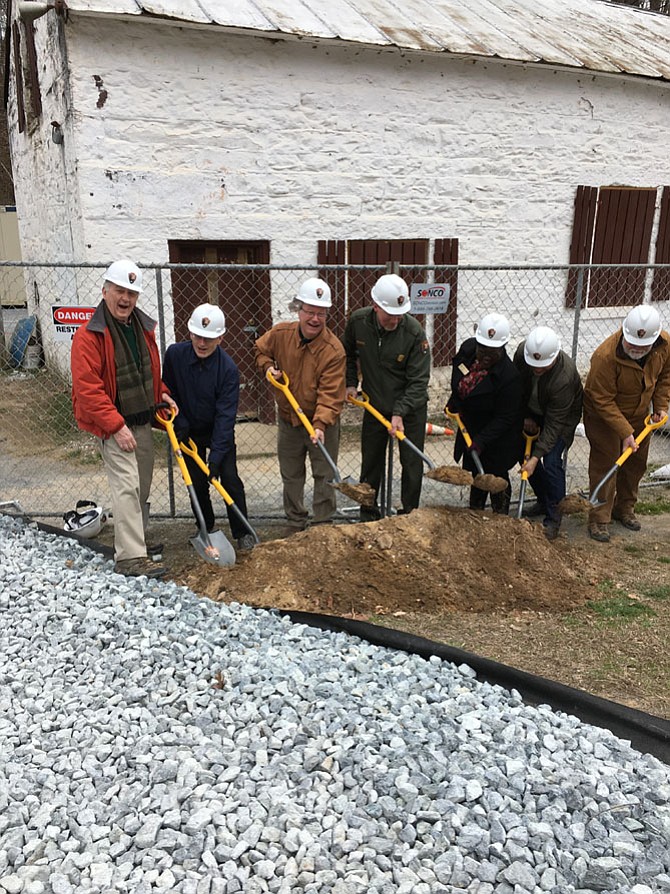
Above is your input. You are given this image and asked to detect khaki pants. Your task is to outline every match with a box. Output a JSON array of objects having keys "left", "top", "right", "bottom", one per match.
[
  {"left": 584, "top": 412, "right": 650, "bottom": 525},
  {"left": 99, "top": 422, "right": 154, "bottom": 561},
  {"left": 277, "top": 417, "right": 340, "bottom": 526}
]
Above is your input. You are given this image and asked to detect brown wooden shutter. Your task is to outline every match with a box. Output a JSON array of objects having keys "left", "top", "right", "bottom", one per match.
[
  {"left": 565, "top": 185, "right": 597, "bottom": 308},
  {"left": 317, "top": 240, "right": 346, "bottom": 338},
  {"left": 589, "top": 187, "right": 656, "bottom": 307},
  {"left": 652, "top": 186, "right": 670, "bottom": 303},
  {"left": 23, "top": 22, "right": 42, "bottom": 120},
  {"left": 12, "top": 23, "right": 26, "bottom": 134},
  {"left": 432, "top": 238, "right": 459, "bottom": 366}
]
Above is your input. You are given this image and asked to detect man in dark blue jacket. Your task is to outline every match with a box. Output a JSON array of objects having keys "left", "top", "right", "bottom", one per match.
[{"left": 163, "top": 304, "right": 254, "bottom": 551}]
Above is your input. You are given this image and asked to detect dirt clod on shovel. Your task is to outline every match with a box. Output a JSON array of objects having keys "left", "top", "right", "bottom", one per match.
[
  {"left": 425, "top": 466, "right": 474, "bottom": 486},
  {"left": 559, "top": 494, "right": 592, "bottom": 515},
  {"left": 335, "top": 481, "right": 376, "bottom": 507},
  {"left": 473, "top": 473, "right": 508, "bottom": 493}
]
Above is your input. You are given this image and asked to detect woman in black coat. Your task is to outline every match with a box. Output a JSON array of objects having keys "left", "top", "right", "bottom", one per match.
[{"left": 447, "top": 313, "right": 524, "bottom": 514}]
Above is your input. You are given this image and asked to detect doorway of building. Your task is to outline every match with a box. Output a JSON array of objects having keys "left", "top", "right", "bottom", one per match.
[{"left": 168, "top": 240, "right": 274, "bottom": 421}]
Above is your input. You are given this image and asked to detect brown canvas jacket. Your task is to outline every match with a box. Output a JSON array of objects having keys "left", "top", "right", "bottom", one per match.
[
  {"left": 583, "top": 329, "right": 670, "bottom": 439},
  {"left": 255, "top": 321, "right": 345, "bottom": 430}
]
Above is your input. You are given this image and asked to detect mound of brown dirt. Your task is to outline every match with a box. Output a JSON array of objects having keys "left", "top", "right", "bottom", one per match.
[{"left": 171, "top": 507, "right": 594, "bottom": 617}]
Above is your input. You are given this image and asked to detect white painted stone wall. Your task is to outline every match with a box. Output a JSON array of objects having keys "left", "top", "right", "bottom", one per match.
[{"left": 7, "top": 14, "right": 670, "bottom": 375}]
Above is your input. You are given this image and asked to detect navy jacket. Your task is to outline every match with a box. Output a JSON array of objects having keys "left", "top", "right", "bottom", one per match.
[{"left": 162, "top": 341, "right": 239, "bottom": 466}]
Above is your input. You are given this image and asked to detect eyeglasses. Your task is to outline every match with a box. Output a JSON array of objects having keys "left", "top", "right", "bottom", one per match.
[{"left": 299, "top": 309, "right": 328, "bottom": 320}]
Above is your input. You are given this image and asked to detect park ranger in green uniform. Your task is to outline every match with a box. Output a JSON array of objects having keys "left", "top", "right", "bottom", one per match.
[{"left": 344, "top": 273, "right": 431, "bottom": 521}]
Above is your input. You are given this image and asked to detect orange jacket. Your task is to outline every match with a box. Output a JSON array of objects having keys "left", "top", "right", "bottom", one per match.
[
  {"left": 584, "top": 329, "right": 670, "bottom": 439},
  {"left": 71, "top": 302, "right": 167, "bottom": 439},
  {"left": 255, "top": 322, "right": 345, "bottom": 430}
]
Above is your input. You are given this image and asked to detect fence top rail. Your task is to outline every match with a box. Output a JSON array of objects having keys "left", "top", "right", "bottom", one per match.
[{"left": 2, "top": 261, "right": 670, "bottom": 272}]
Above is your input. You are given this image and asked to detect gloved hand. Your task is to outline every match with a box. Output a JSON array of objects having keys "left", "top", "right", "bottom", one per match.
[
  {"left": 174, "top": 422, "right": 190, "bottom": 443},
  {"left": 208, "top": 461, "right": 222, "bottom": 481}
]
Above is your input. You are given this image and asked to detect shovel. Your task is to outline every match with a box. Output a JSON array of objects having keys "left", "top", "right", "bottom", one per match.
[
  {"left": 155, "top": 407, "right": 236, "bottom": 567},
  {"left": 560, "top": 413, "right": 669, "bottom": 515},
  {"left": 517, "top": 430, "right": 540, "bottom": 519},
  {"left": 179, "top": 439, "right": 260, "bottom": 545},
  {"left": 347, "top": 392, "right": 474, "bottom": 486},
  {"left": 444, "top": 408, "right": 509, "bottom": 493},
  {"left": 266, "top": 370, "right": 376, "bottom": 507}
]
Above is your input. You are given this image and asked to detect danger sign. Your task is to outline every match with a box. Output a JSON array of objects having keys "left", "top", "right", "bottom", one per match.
[{"left": 51, "top": 305, "right": 96, "bottom": 343}]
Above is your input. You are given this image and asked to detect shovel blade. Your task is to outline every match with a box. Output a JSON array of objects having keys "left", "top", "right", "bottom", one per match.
[
  {"left": 330, "top": 478, "right": 376, "bottom": 507},
  {"left": 190, "top": 530, "right": 236, "bottom": 567}
]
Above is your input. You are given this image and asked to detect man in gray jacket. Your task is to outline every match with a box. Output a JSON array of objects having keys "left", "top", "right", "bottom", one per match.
[{"left": 513, "top": 326, "right": 583, "bottom": 540}]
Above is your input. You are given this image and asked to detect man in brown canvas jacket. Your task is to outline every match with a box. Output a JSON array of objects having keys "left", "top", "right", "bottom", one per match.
[
  {"left": 255, "top": 278, "right": 345, "bottom": 530},
  {"left": 584, "top": 305, "right": 670, "bottom": 543}
]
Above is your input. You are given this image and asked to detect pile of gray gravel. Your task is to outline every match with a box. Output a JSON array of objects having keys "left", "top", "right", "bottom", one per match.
[{"left": 0, "top": 513, "right": 669, "bottom": 894}]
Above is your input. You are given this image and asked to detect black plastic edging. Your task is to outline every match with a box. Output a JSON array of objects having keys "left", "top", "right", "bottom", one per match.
[{"left": 283, "top": 611, "right": 670, "bottom": 766}]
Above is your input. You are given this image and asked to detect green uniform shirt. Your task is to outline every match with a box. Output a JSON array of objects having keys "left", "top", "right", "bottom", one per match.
[{"left": 343, "top": 307, "right": 430, "bottom": 417}]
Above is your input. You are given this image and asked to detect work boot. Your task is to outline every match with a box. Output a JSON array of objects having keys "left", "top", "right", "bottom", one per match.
[
  {"left": 612, "top": 512, "right": 641, "bottom": 531},
  {"left": 469, "top": 487, "right": 488, "bottom": 510},
  {"left": 543, "top": 521, "right": 560, "bottom": 541},
  {"left": 588, "top": 524, "right": 610, "bottom": 543},
  {"left": 115, "top": 557, "right": 166, "bottom": 579},
  {"left": 236, "top": 534, "right": 256, "bottom": 552},
  {"left": 490, "top": 485, "right": 511, "bottom": 516},
  {"left": 524, "top": 501, "right": 546, "bottom": 518},
  {"left": 146, "top": 541, "right": 164, "bottom": 560}
]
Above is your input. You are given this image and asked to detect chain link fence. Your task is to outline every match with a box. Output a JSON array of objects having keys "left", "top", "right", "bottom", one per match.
[{"left": 1, "top": 261, "right": 669, "bottom": 524}]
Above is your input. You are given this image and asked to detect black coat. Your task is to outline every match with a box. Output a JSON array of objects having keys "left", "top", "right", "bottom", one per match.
[{"left": 449, "top": 338, "right": 524, "bottom": 475}]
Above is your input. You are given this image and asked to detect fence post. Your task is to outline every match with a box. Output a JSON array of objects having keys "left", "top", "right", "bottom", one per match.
[
  {"left": 155, "top": 267, "right": 176, "bottom": 519},
  {"left": 570, "top": 267, "right": 584, "bottom": 363}
]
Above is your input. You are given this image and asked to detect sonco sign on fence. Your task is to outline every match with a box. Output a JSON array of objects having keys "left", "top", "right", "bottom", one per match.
[
  {"left": 410, "top": 283, "right": 451, "bottom": 314},
  {"left": 51, "top": 306, "right": 96, "bottom": 342}
]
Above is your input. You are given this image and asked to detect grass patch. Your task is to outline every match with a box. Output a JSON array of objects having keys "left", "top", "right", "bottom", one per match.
[
  {"left": 657, "top": 556, "right": 670, "bottom": 565},
  {"left": 587, "top": 596, "right": 655, "bottom": 622},
  {"left": 640, "top": 583, "right": 670, "bottom": 601},
  {"left": 636, "top": 497, "right": 670, "bottom": 516},
  {"left": 623, "top": 544, "right": 644, "bottom": 555}
]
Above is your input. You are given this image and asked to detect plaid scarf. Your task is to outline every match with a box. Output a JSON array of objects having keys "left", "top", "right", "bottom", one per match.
[
  {"left": 457, "top": 359, "right": 489, "bottom": 399},
  {"left": 104, "top": 304, "right": 155, "bottom": 426}
]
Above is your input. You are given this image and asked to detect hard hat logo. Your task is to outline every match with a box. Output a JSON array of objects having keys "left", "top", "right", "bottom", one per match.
[
  {"left": 202, "top": 317, "right": 211, "bottom": 329},
  {"left": 637, "top": 328, "right": 646, "bottom": 339},
  {"left": 128, "top": 271, "right": 136, "bottom": 284},
  {"left": 488, "top": 329, "right": 496, "bottom": 339},
  {"left": 316, "top": 288, "right": 323, "bottom": 298},
  {"left": 397, "top": 295, "right": 405, "bottom": 306},
  {"left": 533, "top": 352, "right": 542, "bottom": 361}
]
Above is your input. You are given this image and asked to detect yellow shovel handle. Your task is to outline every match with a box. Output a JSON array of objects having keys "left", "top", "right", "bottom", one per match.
[
  {"left": 266, "top": 369, "right": 317, "bottom": 439},
  {"left": 444, "top": 406, "right": 473, "bottom": 450},
  {"left": 520, "top": 430, "right": 540, "bottom": 482},
  {"left": 179, "top": 438, "right": 234, "bottom": 507},
  {"left": 617, "top": 413, "right": 668, "bottom": 467},
  {"left": 347, "top": 392, "right": 407, "bottom": 442},
  {"left": 155, "top": 407, "right": 194, "bottom": 486}
]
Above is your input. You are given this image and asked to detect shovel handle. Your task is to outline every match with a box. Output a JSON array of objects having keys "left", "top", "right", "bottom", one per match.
[
  {"left": 266, "top": 369, "right": 317, "bottom": 439},
  {"left": 155, "top": 406, "right": 194, "bottom": 486},
  {"left": 444, "top": 406, "right": 487, "bottom": 477},
  {"left": 617, "top": 413, "right": 668, "bottom": 467},
  {"left": 588, "top": 413, "right": 668, "bottom": 505},
  {"left": 520, "top": 430, "right": 540, "bottom": 482},
  {"left": 267, "top": 369, "right": 343, "bottom": 480},
  {"left": 348, "top": 392, "right": 435, "bottom": 469}
]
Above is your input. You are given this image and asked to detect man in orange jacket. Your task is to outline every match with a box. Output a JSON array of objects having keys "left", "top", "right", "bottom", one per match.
[{"left": 71, "top": 259, "right": 177, "bottom": 577}]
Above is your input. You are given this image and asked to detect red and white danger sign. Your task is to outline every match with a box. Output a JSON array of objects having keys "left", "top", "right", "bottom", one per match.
[{"left": 51, "top": 305, "right": 96, "bottom": 342}]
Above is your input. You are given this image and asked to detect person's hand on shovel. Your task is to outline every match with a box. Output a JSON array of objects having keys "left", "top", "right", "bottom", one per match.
[
  {"left": 311, "top": 427, "right": 325, "bottom": 445},
  {"left": 521, "top": 455, "right": 539, "bottom": 477},
  {"left": 390, "top": 415, "right": 404, "bottom": 438},
  {"left": 622, "top": 432, "right": 639, "bottom": 454}
]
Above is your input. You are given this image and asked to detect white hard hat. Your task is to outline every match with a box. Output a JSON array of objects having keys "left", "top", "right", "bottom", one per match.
[
  {"left": 296, "top": 278, "right": 332, "bottom": 308},
  {"left": 104, "top": 259, "right": 142, "bottom": 293},
  {"left": 622, "top": 305, "right": 661, "bottom": 347},
  {"left": 524, "top": 326, "right": 561, "bottom": 368},
  {"left": 475, "top": 312, "right": 510, "bottom": 347},
  {"left": 188, "top": 303, "right": 226, "bottom": 338},
  {"left": 371, "top": 274, "right": 411, "bottom": 316},
  {"left": 63, "top": 500, "right": 106, "bottom": 539}
]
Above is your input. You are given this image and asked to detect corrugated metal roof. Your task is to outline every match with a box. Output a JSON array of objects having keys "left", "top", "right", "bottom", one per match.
[{"left": 64, "top": 0, "right": 670, "bottom": 83}]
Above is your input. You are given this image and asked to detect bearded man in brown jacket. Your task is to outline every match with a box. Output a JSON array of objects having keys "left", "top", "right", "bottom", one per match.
[{"left": 584, "top": 305, "right": 670, "bottom": 543}]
